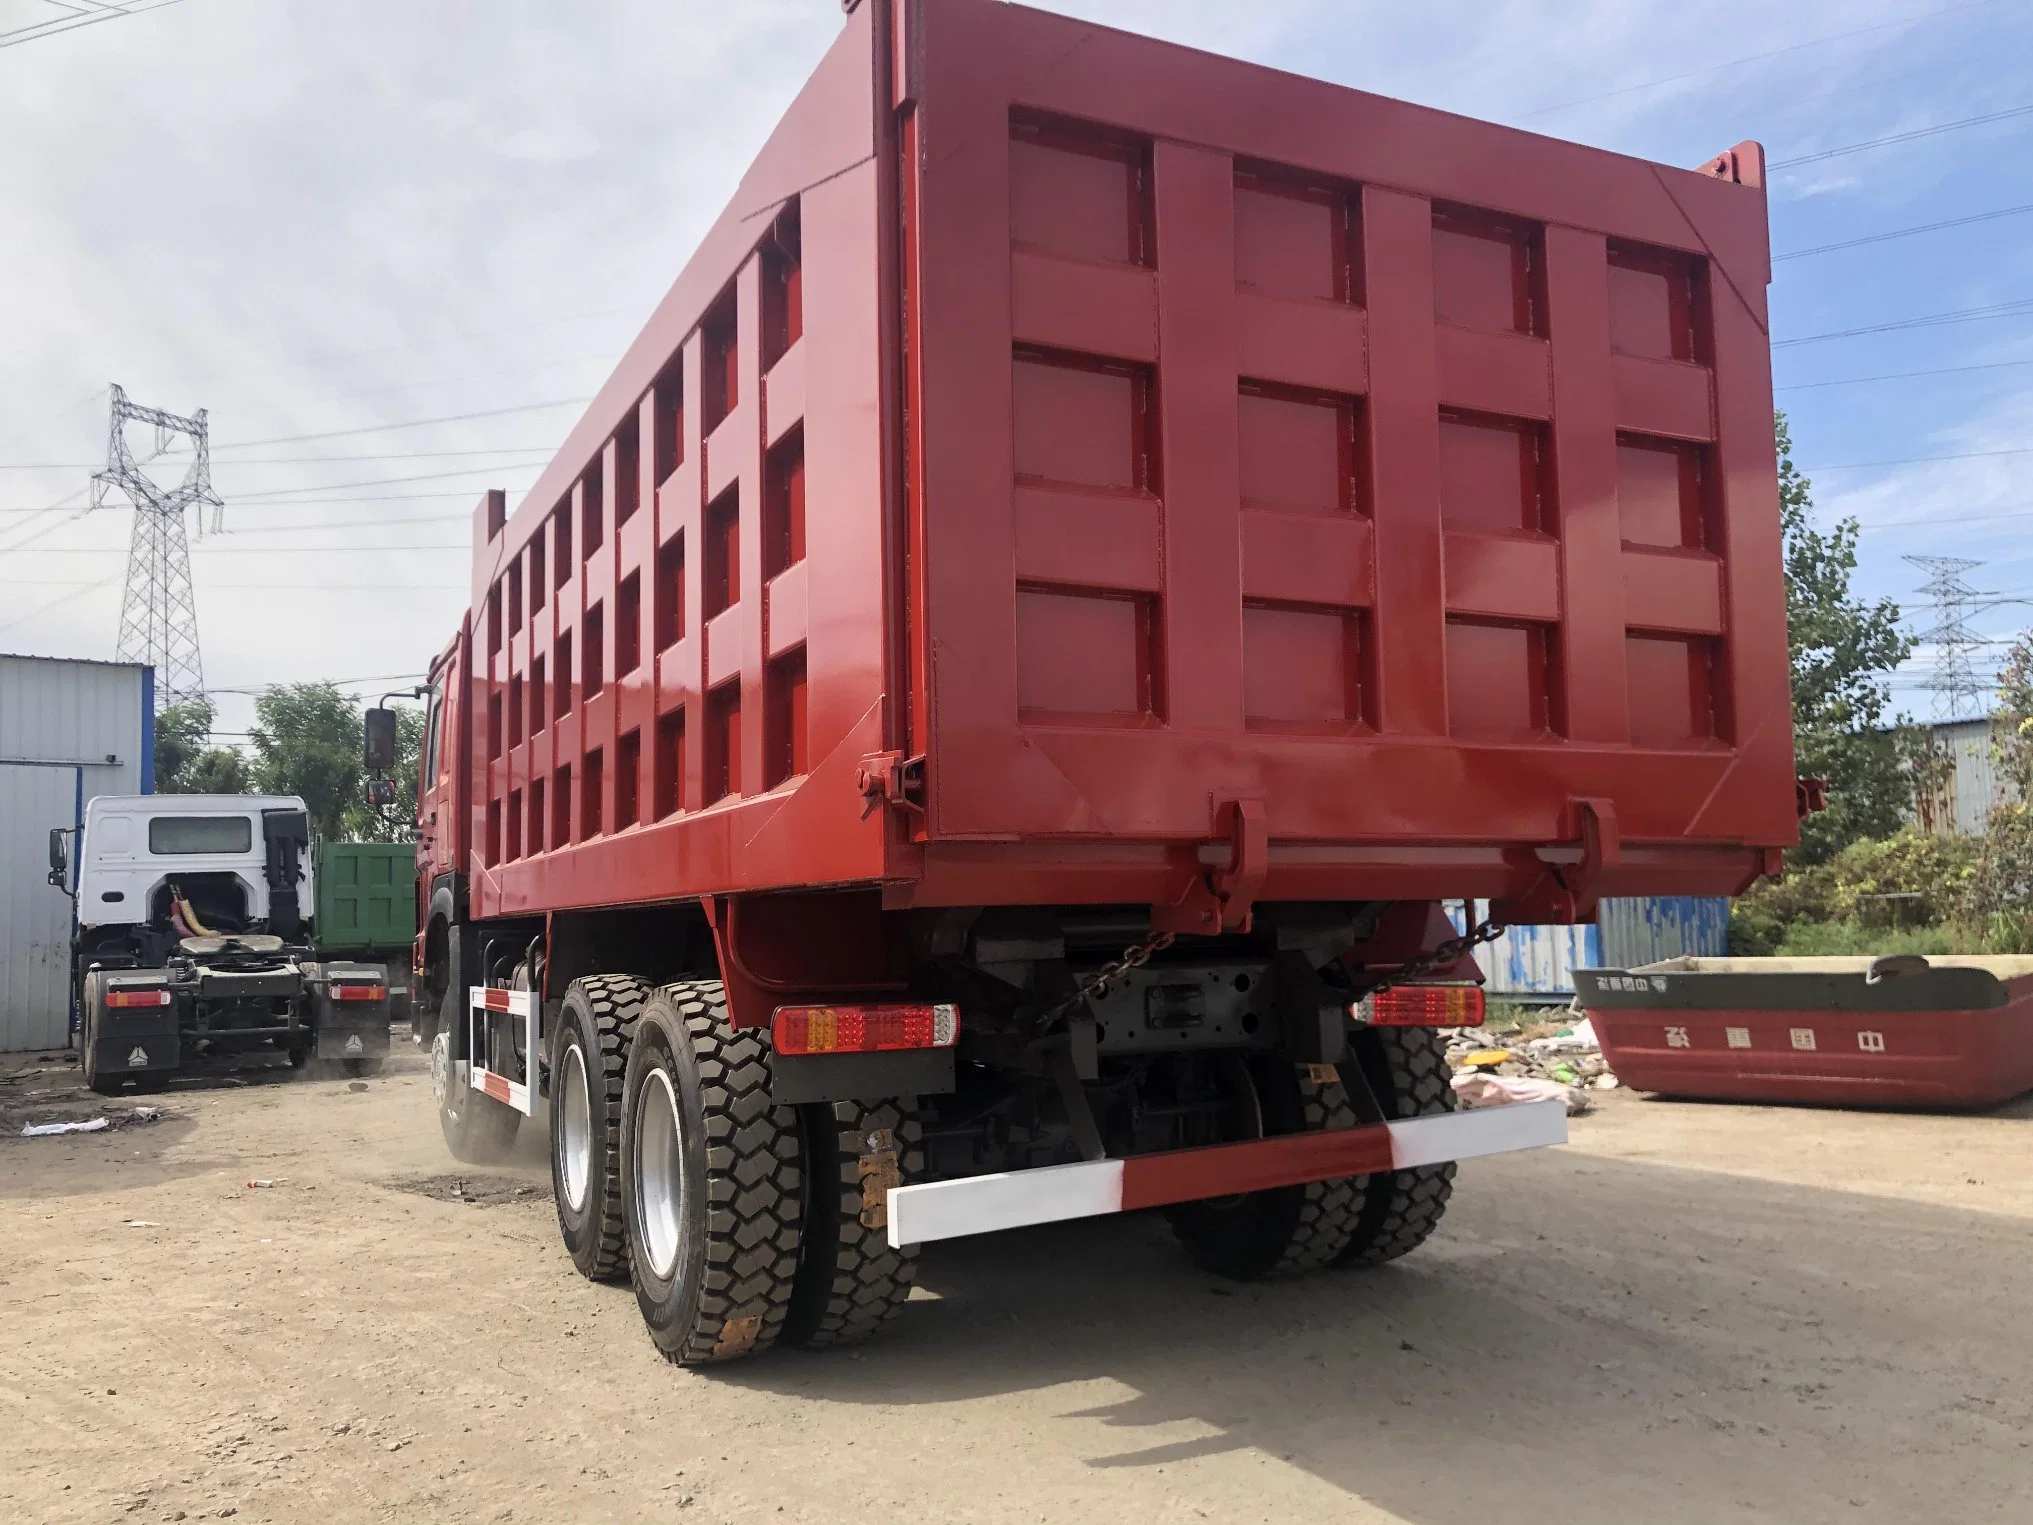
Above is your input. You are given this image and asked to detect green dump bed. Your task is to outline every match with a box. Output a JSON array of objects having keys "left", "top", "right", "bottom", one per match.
[{"left": 313, "top": 842, "right": 417, "bottom": 956}]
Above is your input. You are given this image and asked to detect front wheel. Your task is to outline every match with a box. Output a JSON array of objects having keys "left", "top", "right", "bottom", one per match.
[
  {"left": 620, "top": 981, "right": 803, "bottom": 1365},
  {"left": 431, "top": 1009, "right": 519, "bottom": 1164}
]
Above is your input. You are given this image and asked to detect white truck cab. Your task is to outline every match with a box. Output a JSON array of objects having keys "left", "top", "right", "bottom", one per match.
[
  {"left": 61, "top": 795, "right": 391, "bottom": 1093},
  {"left": 75, "top": 793, "right": 314, "bottom": 939}
]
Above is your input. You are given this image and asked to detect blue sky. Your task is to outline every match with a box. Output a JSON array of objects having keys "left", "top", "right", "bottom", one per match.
[{"left": 2, "top": 0, "right": 2030, "bottom": 732}]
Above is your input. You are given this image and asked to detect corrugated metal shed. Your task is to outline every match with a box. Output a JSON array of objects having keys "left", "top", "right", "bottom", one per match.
[
  {"left": 1447, "top": 896, "right": 1731, "bottom": 999},
  {"left": 1912, "top": 717, "right": 2012, "bottom": 838},
  {"left": 0, "top": 654, "right": 152, "bottom": 1051}
]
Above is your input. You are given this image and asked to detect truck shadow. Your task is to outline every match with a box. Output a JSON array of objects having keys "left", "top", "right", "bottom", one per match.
[{"left": 722, "top": 1151, "right": 2032, "bottom": 1523}]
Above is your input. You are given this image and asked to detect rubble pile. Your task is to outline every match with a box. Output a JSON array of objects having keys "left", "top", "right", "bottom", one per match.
[{"left": 1441, "top": 1011, "right": 1620, "bottom": 1115}]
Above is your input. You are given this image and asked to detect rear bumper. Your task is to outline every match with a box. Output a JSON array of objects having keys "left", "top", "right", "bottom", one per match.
[{"left": 885, "top": 1099, "right": 1566, "bottom": 1248}]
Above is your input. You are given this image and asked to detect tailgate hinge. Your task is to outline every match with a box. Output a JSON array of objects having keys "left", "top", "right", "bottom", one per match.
[
  {"left": 857, "top": 751, "right": 925, "bottom": 820},
  {"left": 1492, "top": 796, "right": 1620, "bottom": 925},
  {"left": 1153, "top": 798, "right": 1267, "bottom": 937}
]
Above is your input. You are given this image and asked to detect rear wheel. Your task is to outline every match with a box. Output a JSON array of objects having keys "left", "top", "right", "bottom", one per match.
[
  {"left": 550, "top": 974, "right": 649, "bottom": 1281},
  {"left": 1335, "top": 1024, "right": 1457, "bottom": 1268},
  {"left": 784, "top": 1099, "right": 923, "bottom": 1349},
  {"left": 431, "top": 991, "right": 519, "bottom": 1164},
  {"left": 1168, "top": 1056, "right": 1363, "bottom": 1279},
  {"left": 621, "top": 981, "right": 803, "bottom": 1365}
]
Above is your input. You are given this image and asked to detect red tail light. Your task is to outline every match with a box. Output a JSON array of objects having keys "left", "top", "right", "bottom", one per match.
[
  {"left": 105, "top": 988, "right": 171, "bottom": 1009},
  {"left": 1355, "top": 984, "right": 1485, "bottom": 1028},
  {"left": 772, "top": 1004, "right": 960, "bottom": 1057},
  {"left": 329, "top": 983, "right": 386, "bottom": 1003}
]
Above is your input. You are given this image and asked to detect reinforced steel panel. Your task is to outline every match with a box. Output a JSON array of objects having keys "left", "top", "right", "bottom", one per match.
[
  {"left": 904, "top": 0, "right": 1791, "bottom": 911},
  {"left": 444, "top": 0, "right": 1793, "bottom": 924}
]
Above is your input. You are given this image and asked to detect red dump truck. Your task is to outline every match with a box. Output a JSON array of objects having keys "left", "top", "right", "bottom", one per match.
[{"left": 383, "top": 0, "right": 1795, "bottom": 1365}]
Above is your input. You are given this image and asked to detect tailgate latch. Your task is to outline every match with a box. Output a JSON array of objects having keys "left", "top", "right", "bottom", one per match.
[
  {"left": 857, "top": 751, "right": 925, "bottom": 820},
  {"left": 1153, "top": 797, "right": 1267, "bottom": 936}
]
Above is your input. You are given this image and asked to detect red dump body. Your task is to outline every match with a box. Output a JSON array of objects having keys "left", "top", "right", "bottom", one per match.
[{"left": 433, "top": 0, "right": 1793, "bottom": 930}]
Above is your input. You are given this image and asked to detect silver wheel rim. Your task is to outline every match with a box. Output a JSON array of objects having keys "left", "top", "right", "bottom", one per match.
[
  {"left": 634, "top": 1066, "right": 685, "bottom": 1281},
  {"left": 559, "top": 1042, "right": 593, "bottom": 1213},
  {"left": 430, "top": 1029, "right": 453, "bottom": 1112}
]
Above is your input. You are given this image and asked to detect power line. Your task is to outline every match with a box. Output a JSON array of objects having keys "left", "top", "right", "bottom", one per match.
[
  {"left": 1774, "top": 201, "right": 2033, "bottom": 261},
  {"left": 0, "top": 446, "right": 555, "bottom": 470},
  {"left": 1804, "top": 444, "right": 2033, "bottom": 470},
  {"left": 8, "top": 543, "right": 471, "bottom": 556},
  {"left": 1774, "top": 298, "right": 2033, "bottom": 348},
  {"left": 1776, "top": 358, "right": 2033, "bottom": 391},
  {"left": 1771, "top": 102, "right": 2033, "bottom": 170},
  {"left": 0, "top": 0, "right": 186, "bottom": 51},
  {"left": 1858, "top": 499, "right": 2033, "bottom": 532},
  {"left": 1511, "top": 2, "right": 1995, "bottom": 119},
  {"left": 211, "top": 397, "right": 591, "bottom": 450}
]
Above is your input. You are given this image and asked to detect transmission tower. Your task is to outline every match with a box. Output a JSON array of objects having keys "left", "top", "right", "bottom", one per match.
[
  {"left": 1904, "top": 554, "right": 1987, "bottom": 720},
  {"left": 91, "top": 383, "right": 224, "bottom": 711}
]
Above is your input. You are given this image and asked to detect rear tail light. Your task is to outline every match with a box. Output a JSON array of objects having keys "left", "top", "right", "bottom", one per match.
[
  {"left": 329, "top": 983, "right": 386, "bottom": 1003},
  {"left": 1354, "top": 984, "right": 1485, "bottom": 1028},
  {"left": 105, "top": 988, "right": 171, "bottom": 1009},
  {"left": 772, "top": 1004, "right": 960, "bottom": 1057}
]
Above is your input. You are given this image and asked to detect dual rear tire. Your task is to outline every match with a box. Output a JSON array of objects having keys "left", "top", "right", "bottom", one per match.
[
  {"left": 551, "top": 978, "right": 920, "bottom": 1365},
  {"left": 1168, "top": 1026, "right": 1458, "bottom": 1279}
]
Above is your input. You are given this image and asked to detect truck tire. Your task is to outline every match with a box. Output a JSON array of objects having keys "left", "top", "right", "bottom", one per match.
[
  {"left": 784, "top": 1099, "right": 922, "bottom": 1349},
  {"left": 80, "top": 972, "right": 120, "bottom": 1097},
  {"left": 431, "top": 991, "right": 519, "bottom": 1164},
  {"left": 620, "top": 981, "right": 803, "bottom": 1365},
  {"left": 550, "top": 974, "right": 650, "bottom": 1282},
  {"left": 1168, "top": 1055, "right": 1363, "bottom": 1279},
  {"left": 1334, "top": 1024, "right": 1457, "bottom": 1268}
]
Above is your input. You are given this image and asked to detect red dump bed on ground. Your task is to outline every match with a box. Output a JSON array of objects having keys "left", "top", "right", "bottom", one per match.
[
  {"left": 1578, "top": 958, "right": 2033, "bottom": 1108},
  {"left": 450, "top": 0, "right": 1793, "bottom": 922}
]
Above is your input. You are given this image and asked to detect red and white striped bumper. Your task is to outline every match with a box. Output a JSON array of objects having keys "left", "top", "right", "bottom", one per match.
[{"left": 885, "top": 1099, "right": 1566, "bottom": 1249}]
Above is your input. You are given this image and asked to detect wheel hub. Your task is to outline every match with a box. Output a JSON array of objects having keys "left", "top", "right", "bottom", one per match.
[
  {"left": 558, "top": 1042, "right": 594, "bottom": 1213},
  {"left": 634, "top": 1067, "right": 686, "bottom": 1281}
]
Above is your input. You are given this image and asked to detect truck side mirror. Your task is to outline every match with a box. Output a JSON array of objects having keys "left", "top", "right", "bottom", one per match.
[
  {"left": 363, "top": 707, "right": 398, "bottom": 772},
  {"left": 47, "top": 827, "right": 69, "bottom": 889},
  {"left": 365, "top": 777, "right": 399, "bottom": 808}
]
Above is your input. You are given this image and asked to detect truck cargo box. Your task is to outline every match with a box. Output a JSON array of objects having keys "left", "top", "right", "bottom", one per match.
[
  {"left": 1578, "top": 956, "right": 2033, "bottom": 1108},
  {"left": 435, "top": 0, "right": 1792, "bottom": 932}
]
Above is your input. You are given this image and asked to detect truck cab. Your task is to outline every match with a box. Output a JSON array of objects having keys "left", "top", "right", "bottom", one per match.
[
  {"left": 71, "top": 793, "right": 316, "bottom": 969},
  {"left": 59, "top": 795, "right": 391, "bottom": 1093}
]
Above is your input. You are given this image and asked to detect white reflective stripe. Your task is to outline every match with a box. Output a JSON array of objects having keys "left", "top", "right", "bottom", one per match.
[
  {"left": 886, "top": 1159, "right": 1124, "bottom": 1250},
  {"left": 883, "top": 1099, "right": 1566, "bottom": 1251},
  {"left": 1387, "top": 1098, "right": 1568, "bottom": 1169}
]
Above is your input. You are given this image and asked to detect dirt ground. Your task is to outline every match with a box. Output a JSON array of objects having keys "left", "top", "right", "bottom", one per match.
[{"left": 3, "top": 1042, "right": 2030, "bottom": 1525}]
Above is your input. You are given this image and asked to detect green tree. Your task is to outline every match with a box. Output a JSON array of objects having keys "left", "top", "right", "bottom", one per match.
[
  {"left": 249, "top": 682, "right": 362, "bottom": 840},
  {"left": 153, "top": 699, "right": 213, "bottom": 792},
  {"left": 154, "top": 697, "right": 254, "bottom": 796},
  {"left": 1778, "top": 412, "right": 1917, "bottom": 864},
  {"left": 186, "top": 746, "right": 251, "bottom": 794}
]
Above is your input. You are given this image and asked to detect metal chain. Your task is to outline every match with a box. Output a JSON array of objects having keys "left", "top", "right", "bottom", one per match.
[
  {"left": 1352, "top": 918, "right": 1506, "bottom": 998},
  {"left": 1042, "top": 930, "right": 1177, "bottom": 1024}
]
